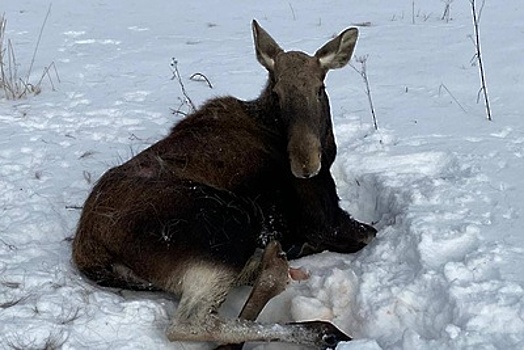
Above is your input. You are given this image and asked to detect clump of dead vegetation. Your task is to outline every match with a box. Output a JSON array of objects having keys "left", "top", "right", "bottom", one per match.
[{"left": 0, "top": 8, "right": 59, "bottom": 100}]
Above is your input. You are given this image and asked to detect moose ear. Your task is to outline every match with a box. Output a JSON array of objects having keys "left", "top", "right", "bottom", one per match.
[
  {"left": 315, "top": 27, "right": 359, "bottom": 70},
  {"left": 252, "top": 20, "right": 283, "bottom": 71}
]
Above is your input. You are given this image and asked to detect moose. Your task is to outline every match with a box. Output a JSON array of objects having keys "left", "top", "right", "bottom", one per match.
[{"left": 73, "top": 20, "right": 376, "bottom": 349}]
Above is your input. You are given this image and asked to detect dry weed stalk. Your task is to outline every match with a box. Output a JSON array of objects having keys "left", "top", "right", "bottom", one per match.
[
  {"left": 350, "top": 55, "right": 379, "bottom": 131},
  {"left": 170, "top": 59, "right": 214, "bottom": 116},
  {"left": 441, "top": 0, "right": 454, "bottom": 22},
  {"left": 170, "top": 57, "right": 197, "bottom": 113},
  {"left": 469, "top": 0, "right": 492, "bottom": 121},
  {"left": 0, "top": 7, "right": 59, "bottom": 100}
]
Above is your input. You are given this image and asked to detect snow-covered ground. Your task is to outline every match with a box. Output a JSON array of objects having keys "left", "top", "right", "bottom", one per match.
[{"left": 1, "top": 1, "right": 523, "bottom": 349}]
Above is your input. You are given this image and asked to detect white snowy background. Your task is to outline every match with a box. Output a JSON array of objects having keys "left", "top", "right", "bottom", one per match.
[{"left": 1, "top": 1, "right": 523, "bottom": 349}]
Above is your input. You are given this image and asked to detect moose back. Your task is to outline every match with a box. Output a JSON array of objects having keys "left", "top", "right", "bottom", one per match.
[{"left": 73, "top": 20, "right": 376, "bottom": 349}]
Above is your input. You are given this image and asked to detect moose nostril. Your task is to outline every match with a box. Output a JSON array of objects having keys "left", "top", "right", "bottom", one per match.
[
  {"left": 299, "top": 169, "right": 317, "bottom": 179},
  {"left": 301, "top": 163, "right": 320, "bottom": 179},
  {"left": 290, "top": 157, "right": 321, "bottom": 179}
]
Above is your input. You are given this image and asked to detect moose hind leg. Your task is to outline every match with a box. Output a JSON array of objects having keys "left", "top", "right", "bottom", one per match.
[{"left": 166, "top": 261, "right": 238, "bottom": 334}]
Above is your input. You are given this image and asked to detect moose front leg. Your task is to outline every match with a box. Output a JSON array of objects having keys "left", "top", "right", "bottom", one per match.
[
  {"left": 215, "top": 240, "right": 289, "bottom": 350},
  {"left": 290, "top": 167, "right": 377, "bottom": 257},
  {"left": 238, "top": 241, "right": 289, "bottom": 320}
]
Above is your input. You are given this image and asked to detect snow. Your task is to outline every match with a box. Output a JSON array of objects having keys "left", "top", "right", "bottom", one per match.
[{"left": 1, "top": 0, "right": 523, "bottom": 349}]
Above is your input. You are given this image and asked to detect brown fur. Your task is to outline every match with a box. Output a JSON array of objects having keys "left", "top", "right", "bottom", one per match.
[{"left": 72, "top": 20, "right": 376, "bottom": 349}]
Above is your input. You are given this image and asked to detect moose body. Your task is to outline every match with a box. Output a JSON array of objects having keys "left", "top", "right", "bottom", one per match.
[{"left": 73, "top": 21, "right": 376, "bottom": 349}]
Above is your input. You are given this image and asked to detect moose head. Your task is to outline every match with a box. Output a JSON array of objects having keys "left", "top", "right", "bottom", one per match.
[{"left": 252, "top": 20, "right": 358, "bottom": 179}]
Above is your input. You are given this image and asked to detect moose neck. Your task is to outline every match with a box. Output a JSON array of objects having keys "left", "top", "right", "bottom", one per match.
[{"left": 245, "top": 76, "right": 285, "bottom": 134}]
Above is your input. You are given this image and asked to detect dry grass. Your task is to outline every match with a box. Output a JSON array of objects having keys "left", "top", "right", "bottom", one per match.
[{"left": 0, "top": 9, "right": 59, "bottom": 100}]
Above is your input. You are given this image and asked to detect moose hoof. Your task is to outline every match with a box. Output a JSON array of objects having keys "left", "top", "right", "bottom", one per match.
[
  {"left": 334, "top": 215, "right": 377, "bottom": 253},
  {"left": 214, "top": 345, "right": 242, "bottom": 350},
  {"left": 292, "top": 320, "right": 352, "bottom": 349},
  {"left": 356, "top": 221, "right": 377, "bottom": 245}
]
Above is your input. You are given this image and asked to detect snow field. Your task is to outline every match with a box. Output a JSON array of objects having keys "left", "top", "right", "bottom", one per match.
[{"left": 1, "top": 1, "right": 524, "bottom": 349}]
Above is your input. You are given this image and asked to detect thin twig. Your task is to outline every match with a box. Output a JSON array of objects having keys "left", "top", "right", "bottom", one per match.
[
  {"left": 170, "top": 58, "right": 196, "bottom": 112},
  {"left": 288, "top": 2, "right": 297, "bottom": 21},
  {"left": 350, "top": 55, "right": 379, "bottom": 131},
  {"left": 65, "top": 205, "right": 83, "bottom": 211},
  {"left": 170, "top": 97, "right": 190, "bottom": 117},
  {"left": 189, "top": 72, "right": 213, "bottom": 88},
  {"left": 26, "top": 4, "right": 52, "bottom": 83},
  {"left": 470, "top": 0, "right": 492, "bottom": 121},
  {"left": 441, "top": 0, "right": 453, "bottom": 22},
  {"left": 412, "top": 1, "right": 416, "bottom": 24},
  {"left": 7, "top": 39, "right": 21, "bottom": 99},
  {"left": 439, "top": 83, "right": 468, "bottom": 113},
  {"left": 0, "top": 14, "right": 6, "bottom": 92},
  {"left": 35, "top": 61, "right": 60, "bottom": 91}
]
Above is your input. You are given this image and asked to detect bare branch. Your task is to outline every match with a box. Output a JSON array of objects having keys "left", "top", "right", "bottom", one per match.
[{"left": 469, "top": 0, "right": 492, "bottom": 121}]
